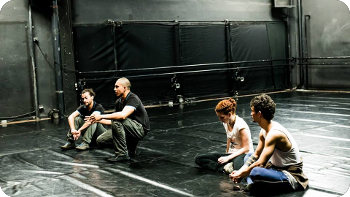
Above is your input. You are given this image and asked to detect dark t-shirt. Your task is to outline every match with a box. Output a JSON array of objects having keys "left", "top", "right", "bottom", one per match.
[
  {"left": 76, "top": 102, "right": 104, "bottom": 118},
  {"left": 115, "top": 92, "right": 150, "bottom": 131}
]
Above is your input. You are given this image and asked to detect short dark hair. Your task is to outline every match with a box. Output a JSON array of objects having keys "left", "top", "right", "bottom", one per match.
[
  {"left": 250, "top": 94, "right": 275, "bottom": 121},
  {"left": 81, "top": 89, "right": 95, "bottom": 97}
]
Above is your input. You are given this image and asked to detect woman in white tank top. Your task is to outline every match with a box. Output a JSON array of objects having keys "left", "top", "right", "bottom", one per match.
[{"left": 195, "top": 98, "right": 254, "bottom": 174}]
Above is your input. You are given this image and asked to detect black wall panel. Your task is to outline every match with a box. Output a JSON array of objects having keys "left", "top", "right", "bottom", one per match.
[
  {"left": 179, "top": 25, "right": 230, "bottom": 98},
  {"left": 0, "top": 23, "right": 33, "bottom": 117},
  {"left": 127, "top": 76, "right": 175, "bottom": 105},
  {"left": 78, "top": 78, "right": 116, "bottom": 109},
  {"left": 116, "top": 24, "right": 176, "bottom": 69},
  {"left": 179, "top": 25, "right": 226, "bottom": 65},
  {"left": 74, "top": 25, "right": 115, "bottom": 72},
  {"left": 74, "top": 25, "right": 115, "bottom": 107},
  {"left": 74, "top": 23, "right": 178, "bottom": 106},
  {"left": 73, "top": 22, "right": 289, "bottom": 108},
  {"left": 230, "top": 24, "right": 274, "bottom": 93},
  {"left": 115, "top": 24, "right": 178, "bottom": 104},
  {"left": 266, "top": 22, "right": 290, "bottom": 89}
]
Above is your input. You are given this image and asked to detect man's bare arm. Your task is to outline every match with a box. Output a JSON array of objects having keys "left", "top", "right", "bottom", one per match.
[
  {"left": 230, "top": 130, "right": 277, "bottom": 182},
  {"left": 68, "top": 111, "right": 80, "bottom": 131}
]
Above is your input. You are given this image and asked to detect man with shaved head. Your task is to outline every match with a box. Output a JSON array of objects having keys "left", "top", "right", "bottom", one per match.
[{"left": 89, "top": 77, "right": 150, "bottom": 162}]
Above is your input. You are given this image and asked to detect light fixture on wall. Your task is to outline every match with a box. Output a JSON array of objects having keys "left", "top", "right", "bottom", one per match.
[{"left": 273, "top": 0, "right": 294, "bottom": 8}]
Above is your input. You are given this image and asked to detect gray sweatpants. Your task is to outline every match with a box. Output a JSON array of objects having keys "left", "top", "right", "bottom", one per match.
[{"left": 66, "top": 116, "right": 106, "bottom": 144}]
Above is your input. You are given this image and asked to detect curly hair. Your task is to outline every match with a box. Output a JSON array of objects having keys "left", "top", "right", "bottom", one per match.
[
  {"left": 250, "top": 94, "right": 276, "bottom": 121},
  {"left": 81, "top": 88, "right": 95, "bottom": 97},
  {"left": 215, "top": 98, "right": 237, "bottom": 115}
]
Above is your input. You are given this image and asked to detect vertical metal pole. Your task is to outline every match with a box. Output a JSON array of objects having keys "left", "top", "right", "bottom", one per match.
[
  {"left": 304, "top": 15, "right": 311, "bottom": 89},
  {"left": 52, "top": 0, "right": 65, "bottom": 117},
  {"left": 285, "top": 8, "right": 292, "bottom": 88},
  {"left": 28, "top": 3, "right": 39, "bottom": 119},
  {"left": 297, "top": 0, "right": 304, "bottom": 88},
  {"left": 113, "top": 22, "right": 118, "bottom": 70},
  {"left": 224, "top": 20, "right": 235, "bottom": 95}
]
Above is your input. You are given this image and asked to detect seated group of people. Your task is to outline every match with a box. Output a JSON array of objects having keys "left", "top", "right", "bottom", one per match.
[
  {"left": 196, "top": 94, "right": 308, "bottom": 193},
  {"left": 60, "top": 77, "right": 150, "bottom": 162},
  {"left": 60, "top": 77, "right": 308, "bottom": 194}
]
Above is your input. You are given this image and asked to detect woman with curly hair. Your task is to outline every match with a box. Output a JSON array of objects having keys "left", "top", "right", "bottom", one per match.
[{"left": 195, "top": 98, "right": 254, "bottom": 174}]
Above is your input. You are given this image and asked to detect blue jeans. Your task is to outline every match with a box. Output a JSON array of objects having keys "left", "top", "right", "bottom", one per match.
[
  {"left": 244, "top": 153, "right": 289, "bottom": 185},
  {"left": 247, "top": 167, "right": 289, "bottom": 185}
]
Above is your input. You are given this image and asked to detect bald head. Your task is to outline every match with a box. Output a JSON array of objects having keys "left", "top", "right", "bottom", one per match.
[{"left": 117, "top": 77, "right": 131, "bottom": 90}]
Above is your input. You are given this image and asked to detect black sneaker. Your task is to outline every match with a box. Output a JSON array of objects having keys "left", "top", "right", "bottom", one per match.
[
  {"left": 60, "top": 141, "right": 75, "bottom": 150},
  {"left": 106, "top": 155, "right": 130, "bottom": 162}
]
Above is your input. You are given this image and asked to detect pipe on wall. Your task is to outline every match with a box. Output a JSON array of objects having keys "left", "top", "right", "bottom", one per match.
[
  {"left": 304, "top": 15, "right": 311, "bottom": 89},
  {"left": 52, "top": 0, "right": 65, "bottom": 117},
  {"left": 297, "top": 0, "right": 304, "bottom": 88},
  {"left": 28, "top": 2, "right": 39, "bottom": 119}
]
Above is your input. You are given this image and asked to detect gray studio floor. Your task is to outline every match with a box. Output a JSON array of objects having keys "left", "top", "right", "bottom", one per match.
[{"left": 0, "top": 90, "right": 349, "bottom": 196}]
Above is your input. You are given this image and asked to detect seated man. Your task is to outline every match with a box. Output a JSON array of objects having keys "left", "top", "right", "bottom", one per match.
[
  {"left": 90, "top": 77, "right": 150, "bottom": 162},
  {"left": 230, "top": 94, "right": 308, "bottom": 194},
  {"left": 61, "top": 89, "right": 106, "bottom": 151}
]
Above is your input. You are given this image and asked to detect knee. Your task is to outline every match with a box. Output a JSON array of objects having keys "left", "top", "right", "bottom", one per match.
[
  {"left": 244, "top": 153, "right": 252, "bottom": 163},
  {"left": 195, "top": 156, "right": 200, "bottom": 165},
  {"left": 111, "top": 120, "right": 124, "bottom": 130},
  {"left": 88, "top": 123, "right": 97, "bottom": 129},
  {"left": 96, "top": 135, "right": 103, "bottom": 145},
  {"left": 250, "top": 167, "right": 264, "bottom": 178},
  {"left": 74, "top": 116, "right": 82, "bottom": 124}
]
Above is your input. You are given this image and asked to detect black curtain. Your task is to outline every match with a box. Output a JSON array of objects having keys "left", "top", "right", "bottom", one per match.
[
  {"left": 230, "top": 24, "right": 274, "bottom": 93},
  {"left": 73, "top": 22, "right": 289, "bottom": 108}
]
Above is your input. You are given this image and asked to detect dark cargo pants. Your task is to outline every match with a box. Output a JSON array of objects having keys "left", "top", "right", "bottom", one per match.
[{"left": 97, "top": 118, "right": 145, "bottom": 157}]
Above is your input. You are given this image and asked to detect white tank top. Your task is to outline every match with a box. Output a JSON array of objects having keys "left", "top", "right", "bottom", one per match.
[
  {"left": 224, "top": 115, "right": 254, "bottom": 154},
  {"left": 261, "top": 121, "right": 301, "bottom": 167}
]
